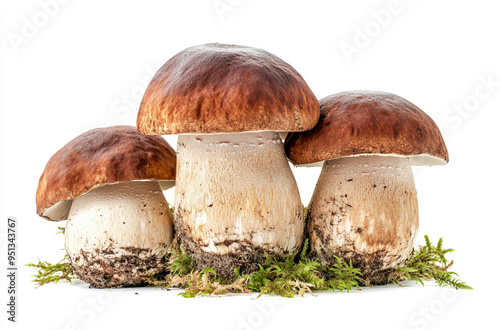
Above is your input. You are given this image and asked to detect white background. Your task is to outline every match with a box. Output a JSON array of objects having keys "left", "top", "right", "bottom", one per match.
[{"left": 1, "top": 0, "right": 499, "bottom": 329}]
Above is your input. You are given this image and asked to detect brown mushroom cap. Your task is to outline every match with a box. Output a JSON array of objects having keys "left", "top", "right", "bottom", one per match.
[
  {"left": 285, "top": 91, "right": 449, "bottom": 166},
  {"left": 36, "top": 125, "right": 176, "bottom": 220},
  {"left": 137, "top": 43, "right": 320, "bottom": 135}
]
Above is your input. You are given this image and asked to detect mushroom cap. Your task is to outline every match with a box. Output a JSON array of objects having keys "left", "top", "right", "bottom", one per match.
[
  {"left": 36, "top": 125, "right": 176, "bottom": 220},
  {"left": 137, "top": 43, "right": 320, "bottom": 135},
  {"left": 285, "top": 91, "right": 449, "bottom": 166}
]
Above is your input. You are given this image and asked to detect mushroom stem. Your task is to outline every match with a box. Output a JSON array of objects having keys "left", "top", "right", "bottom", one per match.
[
  {"left": 307, "top": 155, "right": 418, "bottom": 283},
  {"left": 65, "top": 180, "right": 173, "bottom": 288},
  {"left": 175, "top": 131, "right": 304, "bottom": 278}
]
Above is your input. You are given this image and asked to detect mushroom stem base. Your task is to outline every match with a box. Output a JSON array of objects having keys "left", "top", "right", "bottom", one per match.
[
  {"left": 67, "top": 246, "right": 167, "bottom": 288},
  {"left": 174, "top": 223, "right": 275, "bottom": 279},
  {"left": 64, "top": 181, "right": 174, "bottom": 288},
  {"left": 307, "top": 155, "right": 419, "bottom": 284}
]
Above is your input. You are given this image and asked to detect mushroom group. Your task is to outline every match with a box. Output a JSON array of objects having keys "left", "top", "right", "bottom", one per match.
[{"left": 35, "top": 44, "right": 449, "bottom": 288}]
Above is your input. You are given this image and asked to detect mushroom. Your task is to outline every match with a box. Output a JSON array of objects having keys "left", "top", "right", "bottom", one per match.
[
  {"left": 137, "top": 43, "right": 320, "bottom": 278},
  {"left": 35, "top": 125, "right": 176, "bottom": 288},
  {"left": 285, "top": 91, "right": 449, "bottom": 284}
]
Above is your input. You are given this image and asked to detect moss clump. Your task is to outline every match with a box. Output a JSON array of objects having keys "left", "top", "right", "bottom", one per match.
[
  {"left": 28, "top": 229, "right": 471, "bottom": 295},
  {"left": 147, "top": 235, "right": 472, "bottom": 297},
  {"left": 244, "top": 240, "right": 362, "bottom": 297},
  {"left": 147, "top": 239, "right": 251, "bottom": 297},
  {"left": 25, "top": 255, "right": 76, "bottom": 287},
  {"left": 388, "top": 235, "right": 472, "bottom": 290}
]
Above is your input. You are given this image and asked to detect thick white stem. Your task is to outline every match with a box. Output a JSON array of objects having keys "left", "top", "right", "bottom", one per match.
[
  {"left": 307, "top": 155, "right": 418, "bottom": 277},
  {"left": 65, "top": 180, "right": 173, "bottom": 287},
  {"left": 175, "top": 132, "right": 303, "bottom": 256}
]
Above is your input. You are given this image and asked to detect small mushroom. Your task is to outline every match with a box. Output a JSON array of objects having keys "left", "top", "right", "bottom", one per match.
[
  {"left": 285, "top": 91, "right": 449, "bottom": 284},
  {"left": 35, "top": 125, "right": 176, "bottom": 288},
  {"left": 137, "top": 43, "right": 320, "bottom": 278}
]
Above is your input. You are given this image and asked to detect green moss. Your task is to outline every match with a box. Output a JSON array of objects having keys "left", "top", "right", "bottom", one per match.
[
  {"left": 151, "top": 235, "right": 471, "bottom": 297},
  {"left": 389, "top": 235, "right": 472, "bottom": 290},
  {"left": 25, "top": 255, "right": 76, "bottom": 287},
  {"left": 29, "top": 228, "right": 471, "bottom": 294},
  {"left": 244, "top": 240, "right": 362, "bottom": 297}
]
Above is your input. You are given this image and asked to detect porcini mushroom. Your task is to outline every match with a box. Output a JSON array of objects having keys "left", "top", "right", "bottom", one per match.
[
  {"left": 285, "top": 91, "right": 449, "bottom": 283},
  {"left": 35, "top": 125, "right": 176, "bottom": 288},
  {"left": 137, "top": 43, "right": 320, "bottom": 278}
]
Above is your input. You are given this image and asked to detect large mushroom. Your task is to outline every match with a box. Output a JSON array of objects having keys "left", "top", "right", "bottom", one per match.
[
  {"left": 137, "top": 43, "right": 320, "bottom": 278},
  {"left": 285, "top": 91, "right": 449, "bottom": 284},
  {"left": 35, "top": 125, "right": 176, "bottom": 288}
]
